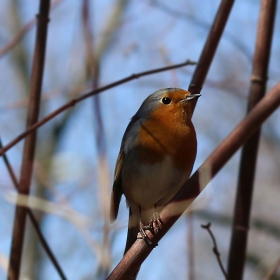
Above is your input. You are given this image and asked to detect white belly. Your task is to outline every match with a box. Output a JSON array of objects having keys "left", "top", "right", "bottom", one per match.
[{"left": 122, "top": 155, "right": 190, "bottom": 209}]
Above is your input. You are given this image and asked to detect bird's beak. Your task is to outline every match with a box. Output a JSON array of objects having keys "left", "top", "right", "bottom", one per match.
[
  {"left": 181, "top": 93, "right": 201, "bottom": 103},
  {"left": 186, "top": 93, "right": 201, "bottom": 101}
]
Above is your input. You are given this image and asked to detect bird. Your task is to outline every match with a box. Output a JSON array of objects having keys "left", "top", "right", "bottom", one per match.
[{"left": 110, "top": 88, "right": 200, "bottom": 277}]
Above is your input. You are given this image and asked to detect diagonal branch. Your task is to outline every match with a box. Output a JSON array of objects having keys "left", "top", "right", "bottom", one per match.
[
  {"left": 8, "top": 1, "right": 51, "bottom": 279},
  {"left": 0, "top": 60, "right": 196, "bottom": 157},
  {"left": 106, "top": 82, "right": 280, "bottom": 280}
]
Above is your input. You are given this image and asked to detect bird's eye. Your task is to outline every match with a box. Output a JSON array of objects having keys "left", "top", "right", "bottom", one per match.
[{"left": 162, "top": 97, "right": 171, "bottom": 105}]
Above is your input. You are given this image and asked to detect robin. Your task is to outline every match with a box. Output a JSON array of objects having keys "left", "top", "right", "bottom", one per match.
[{"left": 110, "top": 88, "right": 200, "bottom": 277}]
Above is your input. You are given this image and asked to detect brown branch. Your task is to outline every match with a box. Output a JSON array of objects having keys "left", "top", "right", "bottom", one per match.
[
  {"left": 106, "top": 82, "right": 280, "bottom": 280},
  {"left": 0, "top": 138, "right": 66, "bottom": 279},
  {"left": 201, "top": 223, "right": 228, "bottom": 279},
  {"left": 0, "top": 60, "right": 196, "bottom": 157},
  {"left": 188, "top": 0, "right": 235, "bottom": 114},
  {"left": 8, "top": 1, "right": 51, "bottom": 279},
  {"left": 0, "top": 0, "right": 63, "bottom": 58},
  {"left": 227, "top": 1, "right": 277, "bottom": 279}
]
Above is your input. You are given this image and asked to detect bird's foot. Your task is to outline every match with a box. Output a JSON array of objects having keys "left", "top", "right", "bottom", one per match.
[
  {"left": 149, "top": 212, "right": 163, "bottom": 234},
  {"left": 137, "top": 212, "right": 162, "bottom": 247},
  {"left": 137, "top": 222, "right": 154, "bottom": 246}
]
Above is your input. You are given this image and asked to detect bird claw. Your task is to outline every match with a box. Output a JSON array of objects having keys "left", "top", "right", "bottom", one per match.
[
  {"left": 150, "top": 212, "right": 162, "bottom": 234},
  {"left": 137, "top": 223, "right": 154, "bottom": 246},
  {"left": 137, "top": 212, "right": 162, "bottom": 247}
]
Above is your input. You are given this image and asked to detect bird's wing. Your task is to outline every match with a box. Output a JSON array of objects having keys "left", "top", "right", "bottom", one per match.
[
  {"left": 110, "top": 148, "right": 124, "bottom": 222},
  {"left": 110, "top": 114, "right": 140, "bottom": 222}
]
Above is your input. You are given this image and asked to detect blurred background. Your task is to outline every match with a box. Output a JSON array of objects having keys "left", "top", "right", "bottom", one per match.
[{"left": 0, "top": 0, "right": 280, "bottom": 279}]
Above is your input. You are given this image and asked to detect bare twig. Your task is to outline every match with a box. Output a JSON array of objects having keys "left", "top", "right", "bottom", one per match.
[
  {"left": 0, "top": 60, "right": 196, "bottom": 157},
  {"left": 8, "top": 1, "right": 51, "bottom": 279},
  {"left": 201, "top": 223, "right": 228, "bottom": 279},
  {"left": 0, "top": 138, "right": 66, "bottom": 279},
  {"left": 227, "top": 1, "right": 277, "bottom": 279},
  {"left": 195, "top": 210, "right": 280, "bottom": 237},
  {"left": 106, "top": 82, "right": 280, "bottom": 280}
]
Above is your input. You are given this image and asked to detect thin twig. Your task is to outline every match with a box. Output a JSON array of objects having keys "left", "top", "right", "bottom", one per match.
[
  {"left": 201, "top": 223, "right": 228, "bottom": 279},
  {"left": 0, "top": 59, "right": 196, "bottom": 157}
]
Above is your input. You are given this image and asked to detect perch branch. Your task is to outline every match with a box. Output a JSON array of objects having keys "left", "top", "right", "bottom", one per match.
[{"left": 107, "top": 82, "right": 280, "bottom": 279}]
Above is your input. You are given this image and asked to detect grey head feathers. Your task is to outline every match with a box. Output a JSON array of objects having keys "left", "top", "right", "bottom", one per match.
[{"left": 134, "top": 88, "right": 184, "bottom": 119}]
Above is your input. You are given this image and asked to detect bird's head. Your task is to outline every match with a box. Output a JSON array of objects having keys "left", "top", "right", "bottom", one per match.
[{"left": 136, "top": 88, "right": 201, "bottom": 122}]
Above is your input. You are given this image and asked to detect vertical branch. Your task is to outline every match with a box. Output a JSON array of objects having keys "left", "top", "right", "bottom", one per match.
[
  {"left": 8, "top": 1, "right": 51, "bottom": 279},
  {"left": 227, "top": 0, "right": 277, "bottom": 279},
  {"left": 188, "top": 0, "right": 235, "bottom": 113}
]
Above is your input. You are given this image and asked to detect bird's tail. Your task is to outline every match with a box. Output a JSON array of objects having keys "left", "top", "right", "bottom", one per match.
[{"left": 124, "top": 208, "right": 140, "bottom": 279}]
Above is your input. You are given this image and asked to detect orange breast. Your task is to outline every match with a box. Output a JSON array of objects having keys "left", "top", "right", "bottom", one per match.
[{"left": 137, "top": 106, "right": 197, "bottom": 171}]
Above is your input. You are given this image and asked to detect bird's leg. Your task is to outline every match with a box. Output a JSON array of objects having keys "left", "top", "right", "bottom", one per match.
[
  {"left": 137, "top": 207, "right": 158, "bottom": 247},
  {"left": 149, "top": 211, "right": 163, "bottom": 234},
  {"left": 139, "top": 221, "right": 153, "bottom": 245}
]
